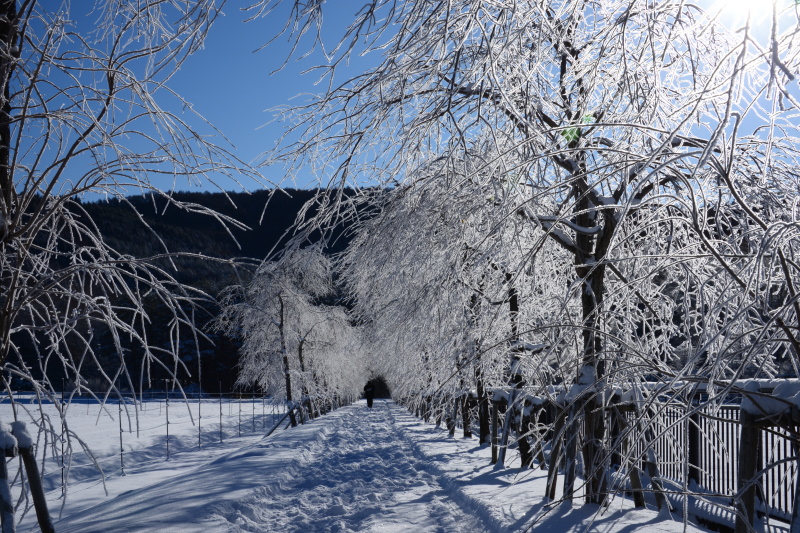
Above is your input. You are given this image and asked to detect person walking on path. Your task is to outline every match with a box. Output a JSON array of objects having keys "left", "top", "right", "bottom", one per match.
[{"left": 364, "top": 382, "right": 374, "bottom": 408}]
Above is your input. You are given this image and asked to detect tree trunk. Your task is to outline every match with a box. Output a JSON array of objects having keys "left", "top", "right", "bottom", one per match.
[
  {"left": 278, "top": 295, "right": 297, "bottom": 427},
  {"left": 476, "top": 367, "right": 490, "bottom": 444},
  {"left": 0, "top": 0, "right": 18, "bottom": 368},
  {"left": 468, "top": 292, "right": 490, "bottom": 445},
  {"left": 518, "top": 403, "right": 533, "bottom": 468},
  {"left": 461, "top": 392, "right": 472, "bottom": 439},
  {"left": 297, "top": 338, "right": 315, "bottom": 420},
  {"left": 573, "top": 178, "right": 612, "bottom": 504}
]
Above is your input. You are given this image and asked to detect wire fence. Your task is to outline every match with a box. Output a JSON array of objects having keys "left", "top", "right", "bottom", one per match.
[{"left": 0, "top": 390, "right": 294, "bottom": 502}]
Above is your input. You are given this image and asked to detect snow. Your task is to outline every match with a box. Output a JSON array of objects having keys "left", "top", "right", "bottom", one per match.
[
  {"left": 0, "top": 399, "right": 719, "bottom": 533},
  {"left": 0, "top": 422, "right": 16, "bottom": 453},
  {"left": 488, "top": 388, "right": 510, "bottom": 402},
  {"left": 740, "top": 380, "right": 800, "bottom": 415},
  {"left": 10, "top": 421, "right": 32, "bottom": 449},
  {"left": 508, "top": 340, "right": 548, "bottom": 353}
]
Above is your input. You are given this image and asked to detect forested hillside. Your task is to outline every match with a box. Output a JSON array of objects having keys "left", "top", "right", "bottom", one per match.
[
  {"left": 78, "top": 189, "right": 346, "bottom": 291},
  {"left": 11, "top": 189, "right": 354, "bottom": 394}
]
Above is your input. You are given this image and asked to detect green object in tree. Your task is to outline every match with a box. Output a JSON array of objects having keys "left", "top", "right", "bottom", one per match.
[{"left": 561, "top": 114, "right": 595, "bottom": 142}]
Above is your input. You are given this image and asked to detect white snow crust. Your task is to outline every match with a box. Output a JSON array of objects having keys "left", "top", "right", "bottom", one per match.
[
  {"left": 10, "top": 421, "right": 32, "bottom": 449},
  {"left": 0, "top": 422, "right": 16, "bottom": 453},
  {"left": 740, "top": 380, "right": 800, "bottom": 416}
]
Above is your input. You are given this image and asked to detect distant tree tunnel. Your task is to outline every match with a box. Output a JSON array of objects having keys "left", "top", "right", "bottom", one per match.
[{"left": 365, "top": 377, "right": 391, "bottom": 399}]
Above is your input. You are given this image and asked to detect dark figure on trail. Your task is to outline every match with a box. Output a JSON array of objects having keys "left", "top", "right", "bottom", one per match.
[{"left": 364, "top": 382, "right": 374, "bottom": 408}]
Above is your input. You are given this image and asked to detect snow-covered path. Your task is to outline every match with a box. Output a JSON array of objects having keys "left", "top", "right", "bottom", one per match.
[
  {"left": 217, "top": 400, "right": 484, "bottom": 532},
  {"left": 47, "top": 399, "right": 711, "bottom": 533},
  {"left": 52, "top": 400, "right": 487, "bottom": 533}
]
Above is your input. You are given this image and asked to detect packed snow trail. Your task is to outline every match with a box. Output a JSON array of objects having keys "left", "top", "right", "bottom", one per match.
[
  {"left": 52, "top": 400, "right": 489, "bottom": 532},
  {"left": 216, "top": 400, "right": 486, "bottom": 532}
]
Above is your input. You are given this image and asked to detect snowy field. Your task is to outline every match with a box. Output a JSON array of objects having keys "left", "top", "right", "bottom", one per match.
[
  {"left": 2, "top": 394, "right": 283, "bottom": 531},
  {"left": 5, "top": 398, "right": 720, "bottom": 532}
]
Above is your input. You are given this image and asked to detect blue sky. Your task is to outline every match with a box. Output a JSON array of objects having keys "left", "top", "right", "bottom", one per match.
[
  {"left": 53, "top": 0, "right": 796, "bottom": 197},
  {"left": 167, "top": 3, "right": 372, "bottom": 192}
]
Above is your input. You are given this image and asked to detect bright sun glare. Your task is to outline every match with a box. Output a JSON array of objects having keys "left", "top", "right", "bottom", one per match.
[{"left": 707, "top": 0, "right": 780, "bottom": 31}]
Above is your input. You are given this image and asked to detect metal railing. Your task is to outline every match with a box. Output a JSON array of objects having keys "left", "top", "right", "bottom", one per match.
[
  {"left": 471, "top": 385, "right": 799, "bottom": 527},
  {"left": 628, "top": 400, "right": 796, "bottom": 524}
]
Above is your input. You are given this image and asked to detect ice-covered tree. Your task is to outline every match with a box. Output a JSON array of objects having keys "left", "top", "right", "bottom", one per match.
[
  {"left": 216, "top": 246, "right": 364, "bottom": 425},
  {"left": 255, "top": 0, "right": 800, "bottom": 504},
  {"left": 0, "top": 0, "right": 263, "bottom": 513},
  {"left": 340, "top": 155, "right": 573, "bottom": 444}
]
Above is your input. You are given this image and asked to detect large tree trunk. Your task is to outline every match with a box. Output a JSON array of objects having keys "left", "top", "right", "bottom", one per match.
[
  {"left": 573, "top": 166, "right": 611, "bottom": 504},
  {"left": 0, "top": 0, "right": 15, "bottom": 219},
  {"left": 0, "top": 0, "right": 18, "bottom": 367},
  {"left": 297, "top": 338, "right": 316, "bottom": 419},
  {"left": 574, "top": 266, "right": 608, "bottom": 504}
]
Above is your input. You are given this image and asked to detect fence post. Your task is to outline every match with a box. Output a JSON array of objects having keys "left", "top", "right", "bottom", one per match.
[
  {"left": 119, "top": 397, "right": 125, "bottom": 475},
  {"left": 546, "top": 407, "right": 568, "bottom": 501},
  {"left": 463, "top": 392, "right": 472, "bottom": 439},
  {"left": 562, "top": 413, "right": 578, "bottom": 501},
  {"left": 639, "top": 412, "right": 670, "bottom": 512},
  {"left": 11, "top": 422, "right": 54, "bottom": 533},
  {"left": 497, "top": 391, "right": 517, "bottom": 467},
  {"left": 518, "top": 398, "right": 533, "bottom": 468},
  {"left": 491, "top": 397, "right": 499, "bottom": 464},
  {"left": 0, "top": 448, "right": 14, "bottom": 533},
  {"left": 164, "top": 379, "right": 170, "bottom": 461},
  {"left": 688, "top": 399, "right": 701, "bottom": 488},
  {"left": 219, "top": 382, "right": 223, "bottom": 444},
  {"left": 531, "top": 406, "right": 548, "bottom": 469},
  {"left": 198, "top": 391, "right": 201, "bottom": 450},
  {"left": 735, "top": 410, "right": 760, "bottom": 533},
  {"left": 447, "top": 397, "right": 457, "bottom": 437},
  {"left": 791, "top": 431, "right": 800, "bottom": 533},
  {"left": 614, "top": 409, "right": 646, "bottom": 508},
  {"left": 61, "top": 378, "right": 66, "bottom": 499}
]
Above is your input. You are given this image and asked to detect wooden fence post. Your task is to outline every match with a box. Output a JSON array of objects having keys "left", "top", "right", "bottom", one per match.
[
  {"left": 790, "top": 404, "right": 800, "bottom": 532},
  {"left": 735, "top": 410, "right": 761, "bottom": 533},
  {"left": 497, "top": 391, "right": 516, "bottom": 467},
  {"left": 791, "top": 446, "right": 800, "bottom": 533},
  {"left": 0, "top": 446, "right": 14, "bottom": 533},
  {"left": 613, "top": 409, "right": 645, "bottom": 508},
  {"left": 623, "top": 403, "right": 670, "bottom": 511},
  {"left": 531, "top": 406, "right": 548, "bottom": 469},
  {"left": 462, "top": 393, "right": 472, "bottom": 439},
  {"left": 447, "top": 396, "right": 457, "bottom": 437},
  {"left": 518, "top": 399, "right": 533, "bottom": 468},
  {"left": 562, "top": 413, "right": 578, "bottom": 501},
  {"left": 546, "top": 406, "right": 568, "bottom": 501},
  {"left": 11, "top": 422, "right": 54, "bottom": 533}
]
